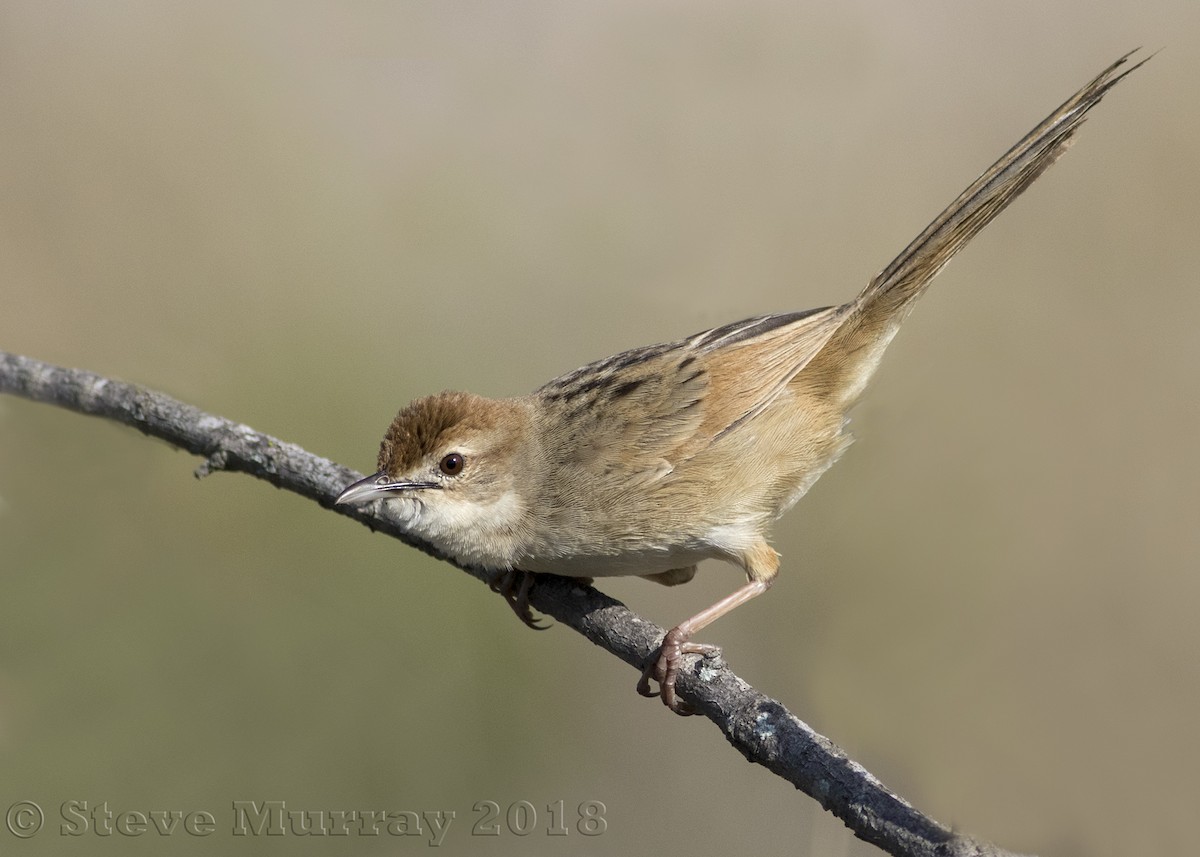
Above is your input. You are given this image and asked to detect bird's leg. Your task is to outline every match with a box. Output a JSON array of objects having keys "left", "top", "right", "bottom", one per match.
[
  {"left": 639, "top": 543, "right": 779, "bottom": 714},
  {"left": 488, "top": 569, "right": 550, "bottom": 630},
  {"left": 637, "top": 580, "right": 767, "bottom": 713}
]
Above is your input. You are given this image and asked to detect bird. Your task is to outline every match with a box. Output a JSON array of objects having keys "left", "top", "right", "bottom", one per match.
[{"left": 336, "top": 52, "right": 1146, "bottom": 714}]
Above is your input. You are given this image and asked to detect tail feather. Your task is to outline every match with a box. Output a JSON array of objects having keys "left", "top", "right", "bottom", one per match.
[{"left": 806, "top": 50, "right": 1148, "bottom": 406}]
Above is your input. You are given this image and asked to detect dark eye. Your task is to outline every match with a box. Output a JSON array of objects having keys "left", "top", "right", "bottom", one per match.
[{"left": 439, "top": 453, "right": 465, "bottom": 476}]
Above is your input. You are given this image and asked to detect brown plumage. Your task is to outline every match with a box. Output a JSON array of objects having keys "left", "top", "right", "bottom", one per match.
[{"left": 338, "top": 52, "right": 1147, "bottom": 713}]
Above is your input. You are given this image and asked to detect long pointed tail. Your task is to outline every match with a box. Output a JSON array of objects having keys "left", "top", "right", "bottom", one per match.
[{"left": 808, "top": 50, "right": 1148, "bottom": 406}]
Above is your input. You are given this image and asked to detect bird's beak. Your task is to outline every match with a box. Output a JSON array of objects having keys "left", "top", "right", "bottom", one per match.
[{"left": 335, "top": 471, "right": 438, "bottom": 506}]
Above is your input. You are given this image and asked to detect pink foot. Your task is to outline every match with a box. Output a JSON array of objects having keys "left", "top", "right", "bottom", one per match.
[{"left": 637, "top": 626, "right": 720, "bottom": 715}]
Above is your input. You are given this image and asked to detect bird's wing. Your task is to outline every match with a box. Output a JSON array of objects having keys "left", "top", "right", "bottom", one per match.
[{"left": 535, "top": 306, "right": 849, "bottom": 481}]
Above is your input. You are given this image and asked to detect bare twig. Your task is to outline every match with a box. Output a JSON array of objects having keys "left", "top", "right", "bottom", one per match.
[{"left": 0, "top": 350, "right": 1030, "bottom": 857}]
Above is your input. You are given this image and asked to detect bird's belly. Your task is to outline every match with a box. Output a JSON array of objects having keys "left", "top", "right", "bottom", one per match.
[
  {"left": 517, "top": 515, "right": 768, "bottom": 578},
  {"left": 519, "top": 543, "right": 720, "bottom": 579}
]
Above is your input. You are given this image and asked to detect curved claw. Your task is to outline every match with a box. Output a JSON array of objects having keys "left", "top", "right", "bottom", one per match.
[
  {"left": 638, "top": 627, "right": 720, "bottom": 716},
  {"left": 488, "top": 570, "right": 550, "bottom": 631}
]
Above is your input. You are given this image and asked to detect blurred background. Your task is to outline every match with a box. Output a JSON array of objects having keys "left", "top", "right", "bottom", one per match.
[{"left": 1, "top": 2, "right": 1197, "bottom": 855}]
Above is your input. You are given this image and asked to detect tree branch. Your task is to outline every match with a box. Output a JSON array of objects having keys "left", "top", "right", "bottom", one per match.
[{"left": 0, "top": 350, "right": 1029, "bottom": 857}]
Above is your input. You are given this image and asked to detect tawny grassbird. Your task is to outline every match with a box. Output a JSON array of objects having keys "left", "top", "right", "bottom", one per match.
[{"left": 337, "top": 53, "right": 1146, "bottom": 713}]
